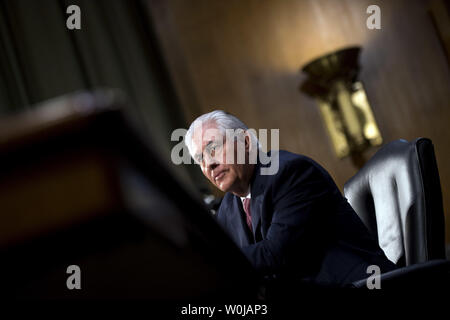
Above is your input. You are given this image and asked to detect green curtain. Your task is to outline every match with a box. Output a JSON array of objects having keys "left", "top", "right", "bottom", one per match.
[{"left": 0, "top": 0, "right": 207, "bottom": 196}]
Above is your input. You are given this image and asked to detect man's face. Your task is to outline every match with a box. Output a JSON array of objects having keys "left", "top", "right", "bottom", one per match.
[{"left": 191, "top": 121, "right": 254, "bottom": 196}]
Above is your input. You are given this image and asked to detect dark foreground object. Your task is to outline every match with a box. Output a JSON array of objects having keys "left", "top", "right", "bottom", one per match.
[{"left": 0, "top": 91, "right": 257, "bottom": 299}]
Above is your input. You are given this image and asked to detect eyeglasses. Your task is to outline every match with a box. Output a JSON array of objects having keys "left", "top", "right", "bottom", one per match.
[{"left": 195, "top": 139, "right": 224, "bottom": 165}]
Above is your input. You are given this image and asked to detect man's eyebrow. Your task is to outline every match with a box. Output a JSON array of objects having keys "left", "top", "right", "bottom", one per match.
[
  {"left": 194, "top": 140, "right": 214, "bottom": 160},
  {"left": 194, "top": 140, "right": 214, "bottom": 161}
]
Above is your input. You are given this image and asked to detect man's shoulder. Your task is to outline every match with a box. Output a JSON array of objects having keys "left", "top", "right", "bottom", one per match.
[
  {"left": 277, "top": 149, "right": 312, "bottom": 164},
  {"left": 271, "top": 150, "right": 324, "bottom": 175},
  {"left": 264, "top": 150, "right": 336, "bottom": 192},
  {"left": 216, "top": 192, "right": 237, "bottom": 221},
  {"left": 221, "top": 192, "right": 236, "bottom": 206}
]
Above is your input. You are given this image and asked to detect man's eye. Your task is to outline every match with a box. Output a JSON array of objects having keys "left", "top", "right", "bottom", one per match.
[{"left": 210, "top": 144, "right": 220, "bottom": 156}]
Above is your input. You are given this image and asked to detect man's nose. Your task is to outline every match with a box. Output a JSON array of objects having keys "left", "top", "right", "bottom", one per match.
[{"left": 209, "top": 162, "right": 219, "bottom": 172}]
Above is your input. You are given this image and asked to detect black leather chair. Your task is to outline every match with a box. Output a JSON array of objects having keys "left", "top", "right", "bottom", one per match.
[{"left": 344, "top": 138, "right": 449, "bottom": 288}]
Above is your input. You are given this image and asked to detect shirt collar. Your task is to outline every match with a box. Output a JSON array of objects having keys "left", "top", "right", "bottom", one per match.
[{"left": 240, "top": 190, "right": 251, "bottom": 203}]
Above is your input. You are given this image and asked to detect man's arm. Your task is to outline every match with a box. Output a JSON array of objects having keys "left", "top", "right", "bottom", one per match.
[{"left": 241, "top": 158, "right": 336, "bottom": 275}]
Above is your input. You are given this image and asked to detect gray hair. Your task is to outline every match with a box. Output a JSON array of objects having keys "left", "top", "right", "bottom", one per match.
[{"left": 185, "top": 110, "right": 259, "bottom": 159}]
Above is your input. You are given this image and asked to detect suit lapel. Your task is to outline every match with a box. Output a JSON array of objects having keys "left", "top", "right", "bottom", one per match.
[
  {"left": 250, "top": 193, "right": 263, "bottom": 239},
  {"left": 229, "top": 196, "right": 253, "bottom": 246},
  {"left": 227, "top": 152, "right": 271, "bottom": 245},
  {"left": 249, "top": 163, "right": 266, "bottom": 240}
]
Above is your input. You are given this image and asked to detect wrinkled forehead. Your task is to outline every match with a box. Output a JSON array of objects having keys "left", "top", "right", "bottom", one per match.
[{"left": 190, "top": 120, "right": 224, "bottom": 154}]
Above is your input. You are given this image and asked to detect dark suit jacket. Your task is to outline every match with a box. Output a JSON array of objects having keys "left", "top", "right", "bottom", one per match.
[{"left": 216, "top": 150, "right": 396, "bottom": 286}]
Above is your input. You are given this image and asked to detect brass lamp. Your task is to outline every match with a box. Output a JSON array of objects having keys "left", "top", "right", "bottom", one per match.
[{"left": 300, "top": 46, "right": 382, "bottom": 168}]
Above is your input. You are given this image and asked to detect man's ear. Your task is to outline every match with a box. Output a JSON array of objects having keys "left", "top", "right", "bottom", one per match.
[{"left": 244, "top": 132, "right": 250, "bottom": 152}]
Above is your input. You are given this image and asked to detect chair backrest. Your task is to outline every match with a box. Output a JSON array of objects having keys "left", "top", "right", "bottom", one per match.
[{"left": 344, "top": 138, "right": 446, "bottom": 266}]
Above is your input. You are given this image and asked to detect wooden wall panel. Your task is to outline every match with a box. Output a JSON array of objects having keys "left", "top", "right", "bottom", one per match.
[{"left": 147, "top": 0, "right": 450, "bottom": 243}]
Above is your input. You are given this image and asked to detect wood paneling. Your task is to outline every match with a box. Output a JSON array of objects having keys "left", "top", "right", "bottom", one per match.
[{"left": 147, "top": 0, "right": 450, "bottom": 243}]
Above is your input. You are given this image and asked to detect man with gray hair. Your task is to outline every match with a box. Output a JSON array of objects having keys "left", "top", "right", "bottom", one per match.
[{"left": 185, "top": 110, "right": 395, "bottom": 290}]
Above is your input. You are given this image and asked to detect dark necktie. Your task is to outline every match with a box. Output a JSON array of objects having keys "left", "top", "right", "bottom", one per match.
[{"left": 243, "top": 198, "right": 252, "bottom": 232}]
